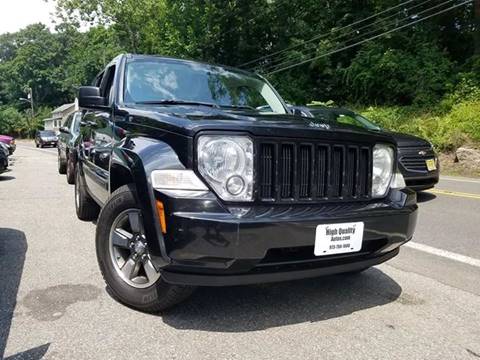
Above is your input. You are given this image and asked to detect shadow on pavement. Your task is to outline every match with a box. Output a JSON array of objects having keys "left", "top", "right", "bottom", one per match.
[
  {"left": 0, "top": 229, "right": 27, "bottom": 359},
  {"left": 4, "top": 343, "right": 50, "bottom": 360},
  {"left": 162, "top": 267, "right": 402, "bottom": 332},
  {"left": 416, "top": 192, "right": 437, "bottom": 203},
  {"left": 0, "top": 175, "right": 15, "bottom": 182}
]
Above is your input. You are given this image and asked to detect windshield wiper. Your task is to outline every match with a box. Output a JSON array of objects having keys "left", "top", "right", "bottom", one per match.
[
  {"left": 220, "top": 105, "right": 256, "bottom": 111},
  {"left": 135, "top": 100, "right": 219, "bottom": 108}
]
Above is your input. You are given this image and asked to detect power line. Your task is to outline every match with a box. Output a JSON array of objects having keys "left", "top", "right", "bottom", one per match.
[
  {"left": 238, "top": 0, "right": 417, "bottom": 68},
  {"left": 252, "top": 0, "right": 437, "bottom": 72},
  {"left": 260, "top": 0, "right": 456, "bottom": 73},
  {"left": 265, "top": 0, "right": 472, "bottom": 75}
]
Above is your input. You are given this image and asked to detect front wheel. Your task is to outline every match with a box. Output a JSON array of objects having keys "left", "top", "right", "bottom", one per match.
[
  {"left": 66, "top": 156, "right": 75, "bottom": 184},
  {"left": 96, "top": 185, "right": 195, "bottom": 312},
  {"left": 58, "top": 151, "right": 66, "bottom": 174}
]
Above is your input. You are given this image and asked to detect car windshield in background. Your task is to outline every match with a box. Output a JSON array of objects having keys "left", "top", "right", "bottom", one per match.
[
  {"left": 124, "top": 59, "right": 287, "bottom": 114},
  {"left": 40, "top": 131, "right": 56, "bottom": 136},
  {"left": 309, "top": 109, "right": 381, "bottom": 131}
]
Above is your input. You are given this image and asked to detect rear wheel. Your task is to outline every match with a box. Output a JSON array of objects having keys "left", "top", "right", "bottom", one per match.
[
  {"left": 66, "top": 155, "right": 75, "bottom": 184},
  {"left": 75, "top": 168, "right": 100, "bottom": 221},
  {"left": 96, "top": 185, "right": 195, "bottom": 312},
  {"left": 58, "top": 150, "right": 66, "bottom": 174}
]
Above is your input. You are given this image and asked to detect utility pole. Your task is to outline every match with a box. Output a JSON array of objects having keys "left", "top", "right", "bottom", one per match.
[
  {"left": 28, "top": 87, "right": 34, "bottom": 117},
  {"left": 28, "top": 87, "right": 35, "bottom": 138},
  {"left": 19, "top": 87, "right": 35, "bottom": 138}
]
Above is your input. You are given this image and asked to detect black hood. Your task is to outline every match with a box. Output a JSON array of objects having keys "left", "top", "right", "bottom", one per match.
[
  {"left": 122, "top": 105, "right": 396, "bottom": 144},
  {"left": 384, "top": 131, "right": 431, "bottom": 148}
]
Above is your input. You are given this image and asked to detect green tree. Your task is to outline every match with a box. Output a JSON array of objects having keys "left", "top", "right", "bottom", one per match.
[{"left": 343, "top": 41, "right": 454, "bottom": 105}]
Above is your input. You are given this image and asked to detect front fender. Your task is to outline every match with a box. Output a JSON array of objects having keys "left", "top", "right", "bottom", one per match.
[{"left": 111, "top": 136, "right": 188, "bottom": 269}]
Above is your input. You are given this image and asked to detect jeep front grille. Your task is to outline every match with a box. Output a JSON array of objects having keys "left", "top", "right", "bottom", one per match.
[{"left": 257, "top": 140, "right": 372, "bottom": 202}]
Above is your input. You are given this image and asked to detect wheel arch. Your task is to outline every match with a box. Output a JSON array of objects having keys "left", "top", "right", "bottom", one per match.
[
  {"left": 110, "top": 163, "right": 135, "bottom": 194},
  {"left": 109, "top": 138, "right": 187, "bottom": 269}
]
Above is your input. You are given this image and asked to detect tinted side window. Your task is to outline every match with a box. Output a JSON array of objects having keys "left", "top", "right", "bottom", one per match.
[
  {"left": 72, "top": 113, "right": 81, "bottom": 134},
  {"left": 93, "top": 71, "right": 104, "bottom": 87},
  {"left": 100, "top": 66, "right": 116, "bottom": 103},
  {"left": 64, "top": 114, "right": 73, "bottom": 128}
]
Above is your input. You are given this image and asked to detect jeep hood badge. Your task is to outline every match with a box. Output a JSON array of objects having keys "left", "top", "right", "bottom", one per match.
[{"left": 308, "top": 121, "right": 330, "bottom": 130}]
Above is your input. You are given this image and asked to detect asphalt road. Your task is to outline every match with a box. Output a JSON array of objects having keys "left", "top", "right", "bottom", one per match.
[{"left": 1, "top": 142, "right": 479, "bottom": 360}]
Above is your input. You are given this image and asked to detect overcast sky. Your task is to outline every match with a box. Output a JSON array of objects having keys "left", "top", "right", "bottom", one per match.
[{"left": 0, "top": 0, "right": 58, "bottom": 35}]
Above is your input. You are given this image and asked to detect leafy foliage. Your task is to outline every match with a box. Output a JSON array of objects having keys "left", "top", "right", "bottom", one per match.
[
  {"left": 358, "top": 94, "right": 480, "bottom": 151},
  {"left": 0, "top": 0, "right": 478, "bottom": 149},
  {"left": 343, "top": 41, "right": 454, "bottom": 105}
]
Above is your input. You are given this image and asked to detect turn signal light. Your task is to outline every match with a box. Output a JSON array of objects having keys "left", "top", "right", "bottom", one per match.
[{"left": 156, "top": 200, "right": 167, "bottom": 234}]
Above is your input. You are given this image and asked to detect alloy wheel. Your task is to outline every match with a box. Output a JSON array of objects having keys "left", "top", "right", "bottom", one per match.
[{"left": 108, "top": 209, "right": 160, "bottom": 288}]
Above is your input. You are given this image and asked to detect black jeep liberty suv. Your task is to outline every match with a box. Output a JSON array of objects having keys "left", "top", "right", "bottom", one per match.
[{"left": 75, "top": 54, "right": 418, "bottom": 312}]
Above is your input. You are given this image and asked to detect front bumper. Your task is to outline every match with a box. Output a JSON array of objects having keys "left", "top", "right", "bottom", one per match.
[
  {"left": 162, "top": 248, "right": 400, "bottom": 286},
  {"left": 153, "top": 188, "right": 418, "bottom": 286},
  {"left": 405, "top": 174, "right": 439, "bottom": 191}
]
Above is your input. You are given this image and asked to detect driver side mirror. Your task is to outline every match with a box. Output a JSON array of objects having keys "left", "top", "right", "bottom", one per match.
[
  {"left": 59, "top": 126, "right": 69, "bottom": 134},
  {"left": 292, "top": 108, "right": 304, "bottom": 117},
  {"left": 78, "top": 86, "right": 107, "bottom": 110}
]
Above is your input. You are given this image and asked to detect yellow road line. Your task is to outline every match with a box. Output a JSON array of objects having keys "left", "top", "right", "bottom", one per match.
[{"left": 428, "top": 188, "right": 480, "bottom": 200}]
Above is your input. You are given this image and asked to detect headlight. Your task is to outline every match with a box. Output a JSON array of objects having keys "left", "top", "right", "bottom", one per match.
[
  {"left": 151, "top": 170, "right": 208, "bottom": 191},
  {"left": 372, "top": 144, "right": 394, "bottom": 198},
  {"left": 197, "top": 135, "right": 253, "bottom": 201}
]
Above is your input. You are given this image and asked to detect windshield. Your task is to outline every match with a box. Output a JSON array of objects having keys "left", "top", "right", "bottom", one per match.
[
  {"left": 40, "top": 130, "right": 56, "bottom": 136},
  {"left": 351, "top": 114, "right": 381, "bottom": 130},
  {"left": 310, "top": 109, "right": 381, "bottom": 131},
  {"left": 124, "top": 58, "right": 287, "bottom": 114}
]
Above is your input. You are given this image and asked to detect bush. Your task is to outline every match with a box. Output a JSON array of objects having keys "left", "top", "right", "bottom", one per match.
[
  {"left": 433, "top": 100, "right": 480, "bottom": 150},
  {"left": 0, "top": 105, "right": 50, "bottom": 137},
  {"left": 0, "top": 106, "right": 24, "bottom": 135},
  {"left": 356, "top": 99, "right": 480, "bottom": 151}
]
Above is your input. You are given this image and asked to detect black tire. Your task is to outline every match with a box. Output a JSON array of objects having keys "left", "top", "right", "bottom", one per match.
[
  {"left": 66, "top": 155, "right": 75, "bottom": 184},
  {"left": 96, "top": 185, "right": 195, "bottom": 312},
  {"left": 75, "top": 168, "right": 100, "bottom": 221},
  {"left": 35, "top": 143, "right": 39, "bottom": 148},
  {"left": 58, "top": 151, "right": 67, "bottom": 174}
]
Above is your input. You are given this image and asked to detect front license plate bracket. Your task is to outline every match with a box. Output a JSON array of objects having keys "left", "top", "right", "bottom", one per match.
[{"left": 314, "top": 222, "right": 364, "bottom": 256}]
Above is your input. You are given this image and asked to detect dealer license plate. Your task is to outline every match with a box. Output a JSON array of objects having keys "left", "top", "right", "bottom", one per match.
[
  {"left": 426, "top": 159, "right": 437, "bottom": 171},
  {"left": 314, "top": 222, "right": 364, "bottom": 256}
]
